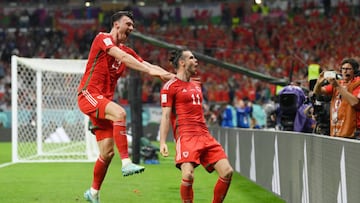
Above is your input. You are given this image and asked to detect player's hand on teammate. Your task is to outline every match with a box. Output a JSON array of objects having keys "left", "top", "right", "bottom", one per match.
[
  {"left": 160, "top": 143, "right": 169, "bottom": 157},
  {"left": 160, "top": 72, "right": 176, "bottom": 81},
  {"left": 147, "top": 64, "right": 175, "bottom": 81}
]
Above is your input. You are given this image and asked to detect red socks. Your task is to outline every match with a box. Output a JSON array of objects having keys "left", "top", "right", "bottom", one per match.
[
  {"left": 180, "top": 176, "right": 231, "bottom": 203},
  {"left": 212, "top": 176, "right": 232, "bottom": 203},
  {"left": 91, "top": 120, "right": 128, "bottom": 190},
  {"left": 180, "top": 179, "right": 194, "bottom": 203},
  {"left": 92, "top": 156, "right": 111, "bottom": 190},
  {"left": 113, "top": 120, "right": 129, "bottom": 159}
]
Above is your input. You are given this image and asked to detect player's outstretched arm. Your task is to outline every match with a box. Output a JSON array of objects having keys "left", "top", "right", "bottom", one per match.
[
  {"left": 108, "top": 46, "right": 151, "bottom": 73},
  {"left": 159, "top": 106, "right": 172, "bottom": 157},
  {"left": 108, "top": 47, "right": 174, "bottom": 80},
  {"left": 142, "top": 61, "right": 175, "bottom": 81}
]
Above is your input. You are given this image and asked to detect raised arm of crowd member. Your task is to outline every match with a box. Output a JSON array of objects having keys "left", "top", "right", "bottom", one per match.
[
  {"left": 329, "top": 76, "right": 360, "bottom": 106},
  {"left": 313, "top": 58, "right": 360, "bottom": 138},
  {"left": 313, "top": 71, "right": 326, "bottom": 95},
  {"left": 314, "top": 64, "right": 360, "bottom": 107}
]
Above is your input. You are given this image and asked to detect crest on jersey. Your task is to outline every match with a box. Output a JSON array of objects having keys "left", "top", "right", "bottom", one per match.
[
  {"left": 111, "top": 59, "right": 121, "bottom": 70},
  {"left": 182, "top": 151, "right": 189, "bottom": 158},
  {"left": 195, "top": 86, "right": 201, "bottom": 92}
]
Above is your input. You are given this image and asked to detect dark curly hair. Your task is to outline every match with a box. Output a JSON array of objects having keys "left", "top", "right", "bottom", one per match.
[{"left": 341, "top": 58, "right": 359, "bottom": 74}]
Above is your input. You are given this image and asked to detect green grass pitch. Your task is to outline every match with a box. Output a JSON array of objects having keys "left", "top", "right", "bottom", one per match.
[{"left": 0, "top": 142, "right": 285, "bottom": 203}]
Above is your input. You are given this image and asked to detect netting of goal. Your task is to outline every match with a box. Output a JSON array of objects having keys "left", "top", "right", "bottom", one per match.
[{"left": 11, "top": 55, "right": 99, "bottom": 163}]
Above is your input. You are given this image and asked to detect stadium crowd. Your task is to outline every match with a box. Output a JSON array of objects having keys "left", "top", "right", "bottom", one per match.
[{"left": 1, "top": 1, "right": 360, "bottom": 133}]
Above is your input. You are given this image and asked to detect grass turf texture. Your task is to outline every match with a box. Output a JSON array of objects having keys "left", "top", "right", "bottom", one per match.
[{"left": 0, "top": 142, "right": 285, "bottom": 203}]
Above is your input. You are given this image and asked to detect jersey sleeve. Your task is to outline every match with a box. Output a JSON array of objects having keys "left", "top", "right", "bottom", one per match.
[
  {"left": 160, "top": 80, "right": 176, "bottom": 108},
  {"left": 94, "top": 33, "right": 117, "bottom": 52}
]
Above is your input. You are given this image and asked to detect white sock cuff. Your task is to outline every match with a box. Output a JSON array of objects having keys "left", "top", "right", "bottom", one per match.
[
  {"left": 90, "top": 187, "right": 99, "bottom": 196},
  {"left": 122, "top": 158, "right": 132, "bottom": 166}
]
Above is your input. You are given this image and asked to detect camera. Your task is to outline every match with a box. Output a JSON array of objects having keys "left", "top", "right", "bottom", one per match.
[
  {"left": 311, "top": 95, "right": 331, "bottom": 135},
  {"left": 324, "top": 71, "right": 342, "bottom": 79}
]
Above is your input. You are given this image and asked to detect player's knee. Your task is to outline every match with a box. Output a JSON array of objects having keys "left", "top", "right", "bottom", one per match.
[
  {"left": 182, "top": 169, "right": 194, "bottom": 180},
  {"left": 222, "top": 166, "right": 233, "bottom": 179},
  {"left": 113, "top": 110, "right": 126, "bottom": 121},
  {"left": 181, "top": 163, "right": 194, "bottom": 180},
  {"left": 108, "top": 151, "right": 115, "bottom": 158},
  {"left": 101, "top": 150, "right": 115, "bottom": 161},
  {"left": 182, "top": 172, "right": 194, "bottom": 181}
]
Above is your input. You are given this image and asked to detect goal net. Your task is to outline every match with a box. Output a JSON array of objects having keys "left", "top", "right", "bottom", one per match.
[{"left": 11, "top": 56, "right": 98, "bottom": 163}]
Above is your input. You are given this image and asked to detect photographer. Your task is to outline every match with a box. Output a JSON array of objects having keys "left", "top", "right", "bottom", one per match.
[{"left": 313, "top": 58, "right": 360, "bottom": 138}]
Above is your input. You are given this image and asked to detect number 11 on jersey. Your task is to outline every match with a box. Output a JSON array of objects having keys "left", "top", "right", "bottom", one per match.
[{"left": 191, "top": 93, "right": 201, "bottom": 105}]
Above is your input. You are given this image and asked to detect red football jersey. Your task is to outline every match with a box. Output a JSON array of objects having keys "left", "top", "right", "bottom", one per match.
[
  {"left": 161, "top": 77, "right": 207, "bottom": 140},
  {"left": 78, "top": 32, "right": 143, "bottom": 99}
]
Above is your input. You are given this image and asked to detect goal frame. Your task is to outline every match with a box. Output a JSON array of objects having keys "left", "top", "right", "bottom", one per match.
[{"left": 11, "top": 55, "right": 98, "bottom": 163}]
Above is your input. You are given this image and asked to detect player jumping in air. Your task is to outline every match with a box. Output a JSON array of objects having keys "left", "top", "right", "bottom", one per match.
[{"left": 78, "top": 11, "right": 173, "bottom": 203}]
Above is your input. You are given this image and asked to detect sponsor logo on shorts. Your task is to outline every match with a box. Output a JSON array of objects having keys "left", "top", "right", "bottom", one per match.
[{"left": 97, "top": 95, "right": 104, "bottom": 99}]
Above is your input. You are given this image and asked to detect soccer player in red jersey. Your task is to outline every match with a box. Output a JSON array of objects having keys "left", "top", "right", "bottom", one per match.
[
  {"left": 159, "top": 49, "right": 233, "bottom": 203},
  {"left": 78, "top": 11, "right": 173, "bottom": 203}
]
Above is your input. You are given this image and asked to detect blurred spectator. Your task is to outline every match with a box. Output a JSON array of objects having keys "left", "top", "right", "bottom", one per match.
[
  {"left": 313, "top": 58, "right": 360, "bottom": 138},
  {"left": 220, "top": 101, "right": 237, "bottom": 128},
  {"left": 221, "top": 3, "right": 232, "bottom": 28},
  {"left": 323, "top": 0, "right": 331, "bottom": 18},
  {"left": 251, "top": 100, "right": 266, "bottom": 128},
  {"left": 0, "top": 109, "right": 8, "bottom": 128},
  {"left": 0, "top": 61, "right": 5, "bottom": 79},
  {"left": 235, "top": 99, "right": 252, "bottom": 128},
  {"left": 204, "top": 103, "right": 219, "bottom": 126}
]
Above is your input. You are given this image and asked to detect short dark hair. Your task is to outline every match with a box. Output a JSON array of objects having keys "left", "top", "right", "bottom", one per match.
[
  {"left": 110, "top": 11, "right": 134, "bottom": 27},
  {"left": 341, "top": 58, "right": 359, "bottom": 72}
]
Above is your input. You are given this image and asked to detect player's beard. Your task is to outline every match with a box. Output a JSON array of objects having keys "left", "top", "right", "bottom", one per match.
[
  {"left": 118, "top": 34, "right": 127, "bottom": 43},
  {"left": 188, "top": 65, "right": 197, "bottom": 76},
  {"left": 117, "top": 29, "right": 129, "bottom": 43}
]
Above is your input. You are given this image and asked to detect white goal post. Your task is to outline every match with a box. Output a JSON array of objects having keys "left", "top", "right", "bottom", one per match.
[{"left": 11, "top": 55, "right": 98, "bottom": 163}]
